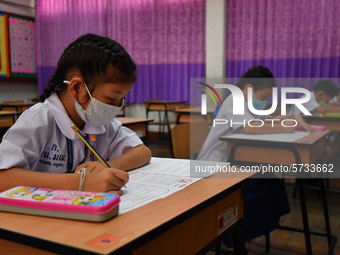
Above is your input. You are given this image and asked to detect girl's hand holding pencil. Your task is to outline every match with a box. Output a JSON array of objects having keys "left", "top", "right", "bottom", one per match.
[
  {"left": 71, "top": 124, "right": 128, "bottom": 194},
  {"left": 75, "top": 162, "right": 128, "bottom": 195}
]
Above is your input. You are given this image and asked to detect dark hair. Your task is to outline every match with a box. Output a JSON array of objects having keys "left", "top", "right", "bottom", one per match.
[
  {"left": 236, "top": 65, "right": 276, "bottom": 91},
  {"left": 40, "top": 33, "right": 136, "bottom": 101},
  {"left": 313, "top": 79, "right": 338, "bottom": 97}
]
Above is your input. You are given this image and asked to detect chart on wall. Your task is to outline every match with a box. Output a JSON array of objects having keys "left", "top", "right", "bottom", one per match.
[
  {"left": 8, "top": 15, "right": 37, "bottom": 78},
  {"left": 0, "top": 13, "right": 9, "bottom": 77}
]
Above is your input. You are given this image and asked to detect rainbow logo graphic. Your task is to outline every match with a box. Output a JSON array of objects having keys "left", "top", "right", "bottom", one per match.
[{"left": 196, "top": 82, "right": 222, "bottom": 115}]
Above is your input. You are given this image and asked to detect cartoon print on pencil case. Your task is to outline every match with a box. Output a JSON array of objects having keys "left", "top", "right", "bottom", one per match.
[
  {"left": 71, "top": 194, "right": 106, "bottom": 205},
  {"left": 32, "top": 191, "right": 53, "bottom": 201},
  {"left": 6, "top": 187, "right": 38, "bottom": 198}
]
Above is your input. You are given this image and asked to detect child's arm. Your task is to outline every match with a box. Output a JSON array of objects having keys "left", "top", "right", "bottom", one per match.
[
  {"left": 274, "top": 114, "right": 313, "bottom": 132},
  {"left": 314, "top": 106, "right": 340, "bottom": 114},
  {"left": 0, "top": 167, "right": 128, "bottom": 194},
  {"left": 242, "top": 113, "right": 313, "bottom": 134},
  {"left": 107, "top": 144, "right": 152, "bottom": 171},
  {"left": 242, "top": 121, "right": 295, "bottom": 134}
]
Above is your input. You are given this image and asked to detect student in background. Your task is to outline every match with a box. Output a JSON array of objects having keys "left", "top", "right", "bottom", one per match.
[
  {"left": 293, "top": 79, "right": 340, "bottom": 163},
  {"left": 197, "top": 65, "right": 312, "bottom": 252},
  {"left": 0, "top": 33, "right": 151, "bottom": 194},
  {"left": 329, "top": 87, "right": 340, "bottom": 107},
  {"left": 197, "top": 65, "right": 312, "bottom": 162},
  {"left": 294, "top": 79, "right": 340, "bottom": 114}
]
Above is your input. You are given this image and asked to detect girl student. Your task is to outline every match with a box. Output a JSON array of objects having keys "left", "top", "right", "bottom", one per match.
[
  {"left": 197, "top": 65, "right": 312, "bottom": 251},
  {"left": 0, "top": 33, "right": 151, "bottom": 194}
]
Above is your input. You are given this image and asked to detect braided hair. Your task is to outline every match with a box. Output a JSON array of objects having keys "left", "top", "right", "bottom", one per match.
[{"left": 40, "top": 33, "right": 136, "bottom": 102}]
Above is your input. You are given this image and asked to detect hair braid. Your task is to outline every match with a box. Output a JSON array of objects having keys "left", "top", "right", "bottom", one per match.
[{"left": 40, "top": 33, "right": 136, "bottom": 101}]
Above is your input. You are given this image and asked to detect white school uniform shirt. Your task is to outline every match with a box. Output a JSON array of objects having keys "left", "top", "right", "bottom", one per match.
[
  {"left": 293, "top": 91, "right": 320, "bottom": 115},
  {"left": 329, "top": 96, "right": 339, "bottom": 104},
  {"left": 0, "top": 93, "right": 143, "bottom": 173},
  {"left": 197, "top": 95, "right": 269, "bottom": 162}
]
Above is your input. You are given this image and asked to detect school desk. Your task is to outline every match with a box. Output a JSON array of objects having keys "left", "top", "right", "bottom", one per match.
[
  {"left": 0, "top": 171, "right": 254, "bottom": 255},
  {"left": 0, "top": 100, "right": 33, "bottom": 113},
  {"left": 173, "top": 105, "right": 215, "bottom": 124},
  {"left": 220, "top": 131, "right": 336, "bottom": 255},
  {"left": 115, "top": 117, "right": 153, "bottom": 138},
  {"left": 304, "top": 115, "right": 340, "bottom": 132},
  {"left": 145, "top": 100, "right": 186, "bottom": 139},
  {"left": 0, "top": 111, "right": 20, "bottom": 128}
]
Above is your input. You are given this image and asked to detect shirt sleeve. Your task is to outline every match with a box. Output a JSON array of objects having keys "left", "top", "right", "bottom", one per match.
[
  {"left": 294, "top": 93, "right": 320, "bottom": 114},
  {"left": 0, "top": 109, "right": 47, "bottom": 170},
  {"left": 105, "top": 121, "right": 144, "bottom": 159}
]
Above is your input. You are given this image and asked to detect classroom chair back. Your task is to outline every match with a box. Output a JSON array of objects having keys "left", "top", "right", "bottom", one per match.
[{"left": 171, "top": 121, "right": 210, "bottom": 159}]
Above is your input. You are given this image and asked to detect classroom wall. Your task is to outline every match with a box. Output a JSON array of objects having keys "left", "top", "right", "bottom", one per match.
[
  {"left": 0, "top": 0, "right": 38, "bottom": 103},
  {"left": 0, "top": 81, "right": 38, "bottom": 102}
]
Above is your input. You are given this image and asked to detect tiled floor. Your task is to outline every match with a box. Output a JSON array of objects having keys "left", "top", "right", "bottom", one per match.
[{"left": 147, "top": 140, "right": 340, "bottom": 255}]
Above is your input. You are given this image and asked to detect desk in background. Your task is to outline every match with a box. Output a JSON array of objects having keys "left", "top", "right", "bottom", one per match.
[
  {"left": 115, "top": 117, "right": 153, "bottom": 140},
  {"left": 0, "top": 170, "right": 254, "bottom": 255},
  {"left": 174, "top": 105, "right": 215, "bottom": 124},
  {"left": 304, "top": 115, "right": 340, "bottom": 132},
  {"left": 0, "top": 111, "right": 21, "bottom": 128},
  {"left": 0, "top": 101, "right": 34, "bottom": 113},
  {"left": 0, "top": 111, "right": 21, "bottom": 140},
  {"left": 145, "top": 100, "right": 185, "bottom": 139},
  {"left": 222, "top": 132, "right": 327, "bottom": 167},
  {"left": 220, "top": 131, "right": 336, "bottom": 255}
]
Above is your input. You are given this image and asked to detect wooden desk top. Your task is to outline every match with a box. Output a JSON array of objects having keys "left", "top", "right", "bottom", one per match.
[
  {"left": 221, "top": 131, "right": 328, "bottom": 148},
  {"left": 304, "top": 115, "right": 340, "bottom": 132},
  {"left": 0, "top": 111, "right": 21, "bottom": 116},
  {"left": 115, "top": 117, "right": 153, "bottom": 125},
  {"left": 145, "top": 100, "right": 186, "bottom": 104},
  {"left": 304, "top": 115, "right": 340, "bottom": 122},
  {"left": 174, "top": 106, "right": 215, "bottom": 114},
  {"left": 221, "top": 131, "right": 329, "bottom": 166},
  {"left": 1, "top": 101, "right": 32, "bottom": 106},
  {"left": 0, "top": 172, "right": 252, "bottom": 255}
]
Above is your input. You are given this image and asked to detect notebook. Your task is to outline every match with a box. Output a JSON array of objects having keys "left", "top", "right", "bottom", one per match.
[{"left": 0, "top": 186, "right": 120, "bottom": 222}]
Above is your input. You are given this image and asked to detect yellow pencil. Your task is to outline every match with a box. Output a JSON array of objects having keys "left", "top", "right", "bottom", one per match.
[
  {"left": 71, "top": 125, "right": 127, "bottom": 188},
  {"left": 71, "top": 125, "right": 110, "bottom": 167}
]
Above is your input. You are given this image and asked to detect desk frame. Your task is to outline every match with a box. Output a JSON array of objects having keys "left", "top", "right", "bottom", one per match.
[
  {"left": 115, "top": 117, "right": 153, "bottom": 144},
  {"left": 145, "top": 100, "right": 185, "bottom": 140},
  {"left": 222, "top": 134, "right": 336, "bottom": 255},
  {"left": 0, "top": 174, "right": 252, "bottom": 255}
]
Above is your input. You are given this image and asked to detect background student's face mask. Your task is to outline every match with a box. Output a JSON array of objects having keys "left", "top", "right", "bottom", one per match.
[
  {"left": 65, "top": 81, "right": 124, "bottom": 126},
  {"left": 252, "top": 90, "right": 268, "bottom": 110},
  {"left": 318, "top": 94, "right": 328, "bottom": 107}
]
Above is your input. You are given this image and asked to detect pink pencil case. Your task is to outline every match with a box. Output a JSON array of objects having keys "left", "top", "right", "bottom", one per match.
[
  {"left": 295, "top": 124, "right": 326, "bottom": 132},
  {"left": 0, "top": 186, "right": 120, "bottom": 222}
]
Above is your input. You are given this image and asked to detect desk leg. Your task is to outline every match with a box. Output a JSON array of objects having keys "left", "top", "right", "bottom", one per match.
[
  {"left": 320, "top": 179, "right": 332, "bottom": 247},
  {"left": 231, "top": 228, "right": 243, "bottom": 255},
  {"left": 297, "top": 179, "right": 313, "bottom": 255}
]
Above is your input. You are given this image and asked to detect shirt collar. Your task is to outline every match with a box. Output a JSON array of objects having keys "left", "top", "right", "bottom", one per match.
[{"left": 44, "top": 93, "right": 106, "bottom": 140}]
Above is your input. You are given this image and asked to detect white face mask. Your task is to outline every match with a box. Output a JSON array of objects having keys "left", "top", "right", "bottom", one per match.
[{"left": 64, "top": 81, "right": 124, "bottom": 126}]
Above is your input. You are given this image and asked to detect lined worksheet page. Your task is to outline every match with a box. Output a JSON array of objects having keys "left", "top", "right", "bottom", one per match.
[{"left": 119, "top": 157, "right": 201, "bottom": 214}]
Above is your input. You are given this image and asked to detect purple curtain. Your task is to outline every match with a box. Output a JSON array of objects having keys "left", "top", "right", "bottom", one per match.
[
  {"left": 35, "top": 0, "right": 206, "bottom": 103},
  {"left": 226, "top": 0, "right": 340, "bottom": 90}
]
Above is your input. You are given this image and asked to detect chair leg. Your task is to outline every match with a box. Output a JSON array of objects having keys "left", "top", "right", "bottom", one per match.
[
  {"left": 265, "top": 232, "right": 270, "bottom": 252},
  {"left": 214, "top": 242, "right": 221, "bottom": 255}
]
